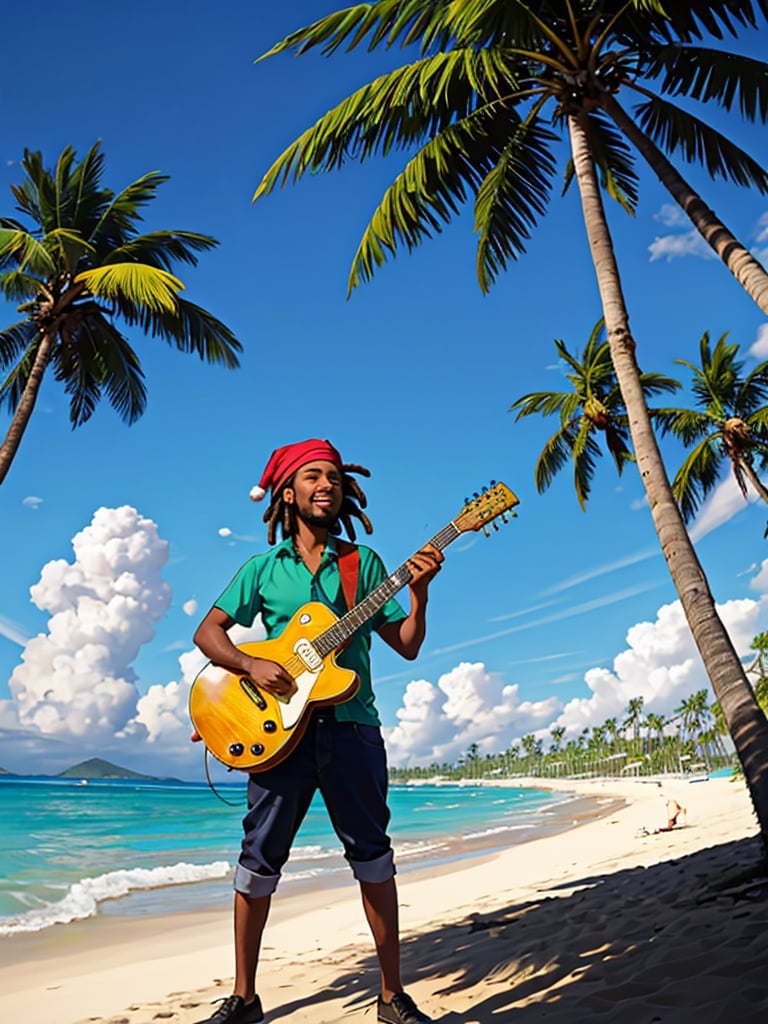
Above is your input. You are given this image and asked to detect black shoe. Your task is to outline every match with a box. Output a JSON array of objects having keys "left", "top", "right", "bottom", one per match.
[
  {"left": 378, "top": 991, "right": 432, "bottom": 1023},
  {"left": 194, "top": 994, "right": 264, "bottom": 1024}
]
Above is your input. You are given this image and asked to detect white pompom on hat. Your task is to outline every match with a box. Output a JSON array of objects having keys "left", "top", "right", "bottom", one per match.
[{"left": 250, "top": 439, "right": 343, "bottom": 502}]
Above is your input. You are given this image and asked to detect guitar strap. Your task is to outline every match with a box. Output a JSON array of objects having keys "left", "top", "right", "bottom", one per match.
[{"left": 336, "top": 539, "right": 360, "bottom": 611}]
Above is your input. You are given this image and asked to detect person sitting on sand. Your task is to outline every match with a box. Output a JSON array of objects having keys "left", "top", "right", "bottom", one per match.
[
  {"left": 661, "top": 798, "right": 686, "bottom": 831},
  {"left": 637, "top": 797, "right": 687, "bottom": 836}
]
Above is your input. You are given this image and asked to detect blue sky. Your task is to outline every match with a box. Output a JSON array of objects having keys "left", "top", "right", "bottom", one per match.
[{"left": 1, "top": 0, "right": 767, "bottom": 780}]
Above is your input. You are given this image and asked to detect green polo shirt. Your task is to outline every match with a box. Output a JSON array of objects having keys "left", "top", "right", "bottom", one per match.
[{"left": 214, "top": 536, "right": 406, "bottom": 726}]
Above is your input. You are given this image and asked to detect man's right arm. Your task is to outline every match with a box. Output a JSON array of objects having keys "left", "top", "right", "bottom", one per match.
[{"left": 193, "top": 607, "right": 297, "bottom": 696}]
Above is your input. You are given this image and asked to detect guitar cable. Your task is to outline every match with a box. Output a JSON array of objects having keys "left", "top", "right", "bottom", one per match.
[{"left": 204, "top": 746, "right": 245, "bottom": 807}]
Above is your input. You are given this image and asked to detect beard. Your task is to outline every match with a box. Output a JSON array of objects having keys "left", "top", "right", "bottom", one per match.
[{"left": 295, "top": 504, "right": 339, "bottom": 529}]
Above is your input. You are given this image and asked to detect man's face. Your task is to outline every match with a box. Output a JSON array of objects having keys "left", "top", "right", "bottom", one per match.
[{"left": 285, "top": 460, "right": 344, "bottom": 528}]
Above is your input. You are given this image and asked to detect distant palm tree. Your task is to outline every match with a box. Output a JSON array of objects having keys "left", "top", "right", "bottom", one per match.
[
  {"left": 511, "top": 319, "right": 679, "bottom": 508},
  {"left": 549, "top": 725, "right": 566, "bottom": 753},
  {"left": 623, "top": 696, "right": 645, "bottom": 746},
  {"left": 655, "top": 331, "right": 768, "bottom": 524},
  {"left": 0, "top": 143, "right": 242, "bottom": 484}
]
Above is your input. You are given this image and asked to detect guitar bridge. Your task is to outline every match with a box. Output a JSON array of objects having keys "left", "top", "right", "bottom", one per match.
[{"left": 239, "top": 676, "right": 268, "bottom": 710}]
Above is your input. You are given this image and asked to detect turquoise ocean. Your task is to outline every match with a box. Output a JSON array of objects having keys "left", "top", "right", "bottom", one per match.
[{"left": 0, "top": 776, "right": 578, "bottom": 936}]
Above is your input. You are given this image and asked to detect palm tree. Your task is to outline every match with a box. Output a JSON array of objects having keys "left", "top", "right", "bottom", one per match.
[
  {"left": 655, "top": 331, "right": 768, "bottom": 524},
  {"left": 255, "top": 1, "right": 768, "bottom": 846},
  {"left": 511, "top": 319, "right": 679, "bottom": 508},
  {"left": 0, "top": 143, "right": 242, "bottom": 484},
  {"left": 623, "top": 695, "right": 645, "bottom": 745}
]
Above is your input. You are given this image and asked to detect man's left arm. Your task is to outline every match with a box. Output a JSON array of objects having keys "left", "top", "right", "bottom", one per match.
[{"left": 377, "top": 543, "right": 443, "bottom": 660}]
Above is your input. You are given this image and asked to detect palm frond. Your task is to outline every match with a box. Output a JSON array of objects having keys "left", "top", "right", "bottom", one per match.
[
  {"left": 578, "top": 112, "right": 640, "bottom": 214},
  {"left": 633, "top": 95, "right": 768, "bottom": 191},
  {"left": 103, "top": 231, "right": 218, "bottom": 271},
  {"left": 655, "top": 405, "right": 715, "bottom": 443},
  {"left": 120, "top": 297, "right": 242, "bottom": 367},
  {"left": 44, "top": 227, "right": 95, "bottom": 273},
  {"left": 88, "top": 171, "right": 170, "bottom": 251},
  {"left": 644, "top": 45, "right": 768, "bottom": 121},
  {"left": 603, "top": 423, "right": 633, "bottom": 474},
  {"left": 255, "top": 48, "right": 519, "bottom": 199},
  {"left": 346, "top": 101, "right": 539, "bottom": 292},
  {"left": 0, "top": 228, "right": 56, "bottom": 275},
  {"left": 534, "top": 423, "right": 579, "bottom": 494},
  {"left": 53, "top": 313, "right": 147, "bottom": 426},
  {"left": 75, "top": 263, "right": 183, "bottom": 314},
  {"left": 475, "top": 116, "right": 558, "bottom": 292},
  {"left": 0, "top": 270, "right": 45, "bottom": 304},
  {"left": 0, "top": 331, "right": 39, "bottom": 410},
  {"left": 672, "top": 435, "right": 725, "bottom": 522},
  {"left": 510, "top": 389, "right": 575, "bottom": 419},
  {"left": 0, "top": 320, "right": 38, "bottom": 370},
  {"left": 258, "top": 0, "right": 465, "bottom": 61},
  {"left": 572, "top": 430, "right": 602, "bottom": 510}
]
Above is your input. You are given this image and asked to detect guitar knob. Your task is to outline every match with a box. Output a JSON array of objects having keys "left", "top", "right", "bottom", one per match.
[
  {"left": 250, "top": 743, "right": 265, "bottom": 756},
  {"left": 228, "top": 743, "right": 245, "bottom": 757},
  {"left": 263, "top": 720, "right": 277, "bottom": 733}
]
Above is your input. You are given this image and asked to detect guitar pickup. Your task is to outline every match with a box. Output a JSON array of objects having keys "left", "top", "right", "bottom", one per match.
[{"left": 239, "top": 676, "right": 268, "bottom": 710}]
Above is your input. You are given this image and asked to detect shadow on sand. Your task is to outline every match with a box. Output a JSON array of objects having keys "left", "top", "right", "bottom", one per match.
[{"left": 266, "top": 833, "right": 767, "bottom": 1023}]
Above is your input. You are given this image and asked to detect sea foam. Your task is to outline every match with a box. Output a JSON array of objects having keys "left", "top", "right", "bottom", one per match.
[{"left": 0, "top": 860, "right": 231, "bottom": 935}]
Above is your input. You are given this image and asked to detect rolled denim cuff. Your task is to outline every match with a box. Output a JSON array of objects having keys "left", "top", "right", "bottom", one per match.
[
  {"left": 349, "top": 848, "right": 396, "bottom": 883},
  {"left": 234, "top": 862, "right": 280, "bottom": 897}
]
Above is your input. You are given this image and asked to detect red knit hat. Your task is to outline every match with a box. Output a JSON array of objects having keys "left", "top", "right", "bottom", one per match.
[{"left": 249, "top": 439, "right": 343, "bottom": 502}]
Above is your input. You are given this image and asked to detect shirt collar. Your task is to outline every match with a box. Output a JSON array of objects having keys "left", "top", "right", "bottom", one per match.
[{"left": 274, "top": 534, "right": 340, "bottom": 563}]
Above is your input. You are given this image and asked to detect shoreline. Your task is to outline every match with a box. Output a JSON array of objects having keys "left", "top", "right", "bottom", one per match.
[{"left": 2, "top": 775, "right": 764, "bottom": 1023}]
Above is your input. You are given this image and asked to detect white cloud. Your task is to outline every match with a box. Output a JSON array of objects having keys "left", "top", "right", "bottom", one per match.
[
  {"left": 384, "top": 662, "right": 560, "bottom": 767},
  {"left": 182, "top": 599, "right": 198, "bottom": 616},
  {"left": 554, "top": 593, "right": 766, "bottom": 739},
  {"left": 218, "top": 527, "right": 232, "bottom": 537},
  {"left": 384, "top": 563, "right": 768, "bottom": 766},
  {"left": 689, "top": 475, "right": 758, "bottom": 541},
  {"left": 7, "top": 506, "right": 171, "bottom": 742},
  {"left": 748, "top": 322, "right": 768, "bottom": 359},
  {"left": 653, "top": 203, "right": 688, "bottom": 228},
  {"left": 648, "top": 229, "right": 716, "bottom": 262},
  {"left": 0, "top": 615, "right": 29, "bottom": 646},
  {"left": 22, "top": 496, "right": 43, "bottom": 510},
  {"left": 0, "top": 503, "right": 270, "bottom": 778}
]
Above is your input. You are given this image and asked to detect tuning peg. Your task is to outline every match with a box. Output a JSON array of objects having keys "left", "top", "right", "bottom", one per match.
[
  {"left": 482, "top": 525, "right": 491, "bottom": 538},
  {"left": 501, "top": 513, "right": 508, "bottom": 524},
  {"left": 473, "top": 491, "right": 480, "bottom": 499},
  {"left": 490, "top": 479, "right": 497, "bottom": 487},
  {"left": 492, "top": 520, "right": 499, "bottom": 531}
]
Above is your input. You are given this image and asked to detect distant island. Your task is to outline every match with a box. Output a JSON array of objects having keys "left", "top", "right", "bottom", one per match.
[
  {"left": 0, "top": 757, "right": 178, "bottom": 782},
  {"left": 58, "top": 757, "right": 161, "bottom": 781}
]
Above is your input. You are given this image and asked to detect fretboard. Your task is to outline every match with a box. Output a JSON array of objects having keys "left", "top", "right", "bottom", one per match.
[{"left": 313, "top": 520, "right": 461, "bottom": 657}]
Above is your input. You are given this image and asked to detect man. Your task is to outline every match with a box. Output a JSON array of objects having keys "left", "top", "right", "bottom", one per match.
[{"left": 192, "top": 439, "right": 443, "bottom": 1024}]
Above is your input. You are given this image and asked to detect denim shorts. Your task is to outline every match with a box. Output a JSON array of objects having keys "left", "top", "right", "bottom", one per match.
[{"left": 234, "top": 712, "right": 395, "bottom": 897}]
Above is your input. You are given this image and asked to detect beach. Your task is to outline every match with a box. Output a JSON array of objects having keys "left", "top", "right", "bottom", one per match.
[{"left": 2, "top": 774, "right": 765, "bottom": 1023}]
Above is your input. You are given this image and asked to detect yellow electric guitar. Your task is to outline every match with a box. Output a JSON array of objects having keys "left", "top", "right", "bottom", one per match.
[{"left": 189, "top": 482, "right": 519, "bottom": 772}]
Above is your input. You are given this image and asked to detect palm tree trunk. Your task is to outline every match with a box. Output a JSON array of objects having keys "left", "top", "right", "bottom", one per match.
[
  {"left": 0, "top": 329, "right": 55, "bottom": 485},
  {"left": 740, "top": 456, "right": 768, "bottom": 504},
  {"left": 568, "top": 112, "right": 768, "bottom": 854},
  {"left": 602, "top": 94, "right": 768, "bottom": 317}
]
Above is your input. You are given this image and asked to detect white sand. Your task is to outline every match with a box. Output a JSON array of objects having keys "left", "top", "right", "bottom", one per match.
[{"left": 1, "top": 775, "right": 765, "bottom": 1023}]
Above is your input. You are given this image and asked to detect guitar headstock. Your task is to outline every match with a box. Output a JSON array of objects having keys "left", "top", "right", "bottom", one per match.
[{"left": 454, "top": 482, "right": 520, "bottom": 536}]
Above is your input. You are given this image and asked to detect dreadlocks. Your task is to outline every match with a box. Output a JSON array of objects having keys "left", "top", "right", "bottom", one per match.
[{"left": 262, "top": 462, "right": 373, "bottom": 545}]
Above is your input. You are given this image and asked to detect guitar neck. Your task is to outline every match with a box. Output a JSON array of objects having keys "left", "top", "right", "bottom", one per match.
[{"left": 313, "top": 520, "right": 461, "bottom": 658}]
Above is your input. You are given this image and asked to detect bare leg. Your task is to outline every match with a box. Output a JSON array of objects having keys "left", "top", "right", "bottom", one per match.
[
  {"left": 359, "top": 877, "right": 402, "bottom": 1001},
  {"left": 233, "top": 891, "right": 271, "bottom": 1002}
]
